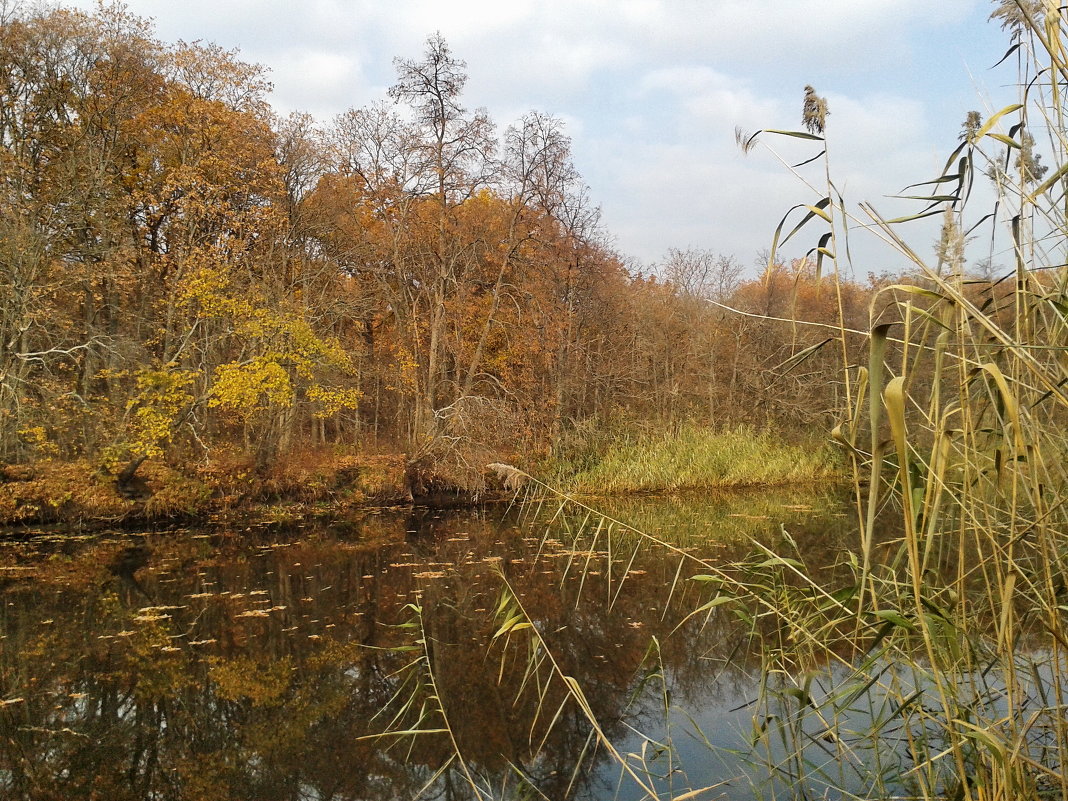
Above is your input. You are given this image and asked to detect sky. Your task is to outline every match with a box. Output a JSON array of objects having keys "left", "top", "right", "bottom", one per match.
[{"left": 63, "top": 0, "right": 1021, "bottom": 276}]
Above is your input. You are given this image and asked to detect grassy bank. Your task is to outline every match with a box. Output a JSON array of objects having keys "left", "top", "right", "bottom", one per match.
[
  {"left": 1, "top": 427, "right": 839, "bottom": 527},
  {"left": 560, "top": 425, "right": 839, "bottom": 495}
]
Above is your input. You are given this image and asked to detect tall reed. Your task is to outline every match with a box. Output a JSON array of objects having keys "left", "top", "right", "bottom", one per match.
[
  {"left": 362, "top": 5, "right": 1068, "bottom": 799},
  {"left": 726, "top": 3, "right": 1068, "bottom": 797}
]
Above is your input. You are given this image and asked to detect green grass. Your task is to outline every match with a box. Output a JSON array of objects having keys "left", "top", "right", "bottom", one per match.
[{"left": 564, "top": 425, "right": 839, "bottom": 494}]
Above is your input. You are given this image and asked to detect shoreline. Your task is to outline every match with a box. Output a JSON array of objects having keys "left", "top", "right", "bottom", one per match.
[{"left": 0, "top": 452, "right": 844, "bottom": 533}]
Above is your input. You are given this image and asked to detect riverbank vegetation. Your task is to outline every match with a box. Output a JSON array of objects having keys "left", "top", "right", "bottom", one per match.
[
  {"left": 335, "top": 2, "right": 1068, "bottom": 799},
  {"left": 502, "top": 4, "right": 1068, "bottom": 799},
  {"left": 1, "top": 4, "right": 886, "bottom": 524},
  {"left": 3, "top": 2, "right": 1068, "bottom": 800},
  {"left": 564, "top": 426, "right": 838, "bottom": 494}
]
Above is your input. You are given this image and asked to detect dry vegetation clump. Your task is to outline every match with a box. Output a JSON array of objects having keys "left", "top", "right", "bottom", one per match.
[
  {"left": 0, "top": 450, "right": 413, "bottom": 527},
  {"left": 568, "top": 426, "right": 839, "bottom": 495},
  {"left": 0, "top": 460, "right": 133, "bottom": 524}
]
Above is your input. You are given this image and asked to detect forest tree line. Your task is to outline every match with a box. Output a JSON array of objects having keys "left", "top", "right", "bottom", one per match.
[{"left": 2, "top": 5, "right": 907, "bottom": 487}]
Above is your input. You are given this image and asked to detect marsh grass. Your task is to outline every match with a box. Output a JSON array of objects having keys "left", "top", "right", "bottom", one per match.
[{"left": 565, "top": 426, "right": 839, "bottom": 495}]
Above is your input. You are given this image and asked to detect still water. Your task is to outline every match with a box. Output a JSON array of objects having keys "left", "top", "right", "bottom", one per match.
[{"left": 0, "top": 489, "right": 1040, "bottom": 800}]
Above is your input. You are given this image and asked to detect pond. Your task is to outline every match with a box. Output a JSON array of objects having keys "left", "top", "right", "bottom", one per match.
[{"left": 0, "top": 489, "right": 1060, "bottom": 800}]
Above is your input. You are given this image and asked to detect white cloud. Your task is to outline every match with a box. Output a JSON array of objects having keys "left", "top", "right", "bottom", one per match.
[
  {"left": 583, "top": 82, "right": 954, "bottom": 272},
  {"left": 638, "top": 66, "right": 784, "bottom": 136},
  {"left": 262, "top": 50, "right": 364, "bottom": 120},
  {"left": 60, "top": 0, "right": 1001, "bottom": 273}
]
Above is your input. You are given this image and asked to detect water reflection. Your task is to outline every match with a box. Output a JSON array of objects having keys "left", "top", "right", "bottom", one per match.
[{"left": 0, "top": 490, "right": 889, "bottom": 800}]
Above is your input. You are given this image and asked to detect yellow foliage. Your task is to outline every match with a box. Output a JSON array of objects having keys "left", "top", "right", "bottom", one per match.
[
  {"left": 306, "top": 384, "right": 362, "bottom": 418},
  {"left": 210, "top": 358, "right": 293, "bottom": 418},
  {"left": 183, "top": 264, "right": 359, "bottom": 426},
  {"left": 126, "top": 368, "right": 199, "bottom": 458},
  {"left": 18, "top": 426, "right": 59, "bottom": 457},
  {"left": 386, "top": 347, "right": 420, "bottom": 392}
]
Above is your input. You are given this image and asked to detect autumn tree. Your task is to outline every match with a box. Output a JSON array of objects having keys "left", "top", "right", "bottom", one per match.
[
  {"left": 0, "top": 5, "right": 165, "bottom": 460},
  {"left": 0, "top": 7, "right": 876, "bottom": 495},
  {"left": 0, "top": 5, "right": 361, "bottom": 476},
  {"left": 306, "top": 34, "right": 627, "bottom": 486}
]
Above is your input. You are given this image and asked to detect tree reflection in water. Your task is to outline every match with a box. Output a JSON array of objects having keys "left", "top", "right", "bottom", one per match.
[{"left": 0, "top": 492, "right": 855, "bottom": 800}]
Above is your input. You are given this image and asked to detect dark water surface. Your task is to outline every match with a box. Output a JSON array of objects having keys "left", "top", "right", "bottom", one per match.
[{"left": 0, "top": 490, "right": 893, "bottom": 800}]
